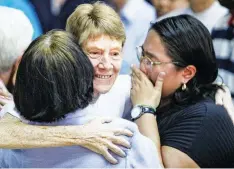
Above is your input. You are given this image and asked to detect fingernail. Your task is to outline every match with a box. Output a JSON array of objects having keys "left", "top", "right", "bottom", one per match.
[
  {"left": 127, "top": 143, "right": 131, "bottom": 149},
  {"left": 112, "top": 159, "right": 118, "bottom": 164},
  {"left": 158, "top": 72, "right": 166, "bottom": 79},
  {"left": 120, "top": 151, "right": 127, "bottom": 157}
]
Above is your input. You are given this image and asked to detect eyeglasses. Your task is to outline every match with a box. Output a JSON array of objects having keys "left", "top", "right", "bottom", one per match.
[{"left": 136, "top": 46, "right": 183, "bottom": 70}]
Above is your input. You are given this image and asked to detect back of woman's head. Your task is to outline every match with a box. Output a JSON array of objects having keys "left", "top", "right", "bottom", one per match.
[
  {"left": 14, "top": 30, "right": 94, "bottom": 122},
  {"left": 151, "top": 15, "right": 219, "bottom": 103}
]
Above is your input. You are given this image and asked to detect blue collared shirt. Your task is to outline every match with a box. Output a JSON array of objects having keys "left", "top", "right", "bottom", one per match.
[{"left": 0, "top": 107, "right": 161, "bottom": 168}]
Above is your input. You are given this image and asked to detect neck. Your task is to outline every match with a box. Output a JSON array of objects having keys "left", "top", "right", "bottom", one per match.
[
  {"left": 0, "top": 71, "right": 11, "bottom": 86},
  {"left": 157, "top": 95, "right": 173, "bottom": 114},
  {"left": 91, "top": 92, "right": 100, "bottom": 104},
  {"left": 190, "top": 0, "right": 215, "bottom": 13}
]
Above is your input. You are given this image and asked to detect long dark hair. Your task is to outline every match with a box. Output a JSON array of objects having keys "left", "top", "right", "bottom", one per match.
[
  {"left": 14, "top": 30, "right": 94, "bottom": 122},
  {"left": 151, "top": 15, "right": 221, "bottom": 108}
]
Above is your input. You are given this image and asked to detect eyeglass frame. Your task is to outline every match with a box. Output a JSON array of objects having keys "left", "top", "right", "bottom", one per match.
[{"left": 136, "top": 46, "right": 184, "bottom": 68}]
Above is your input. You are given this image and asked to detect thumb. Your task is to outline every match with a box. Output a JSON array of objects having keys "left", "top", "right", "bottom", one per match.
[{"left": 154, "top": 72, "right": 166, "bottom": 92}]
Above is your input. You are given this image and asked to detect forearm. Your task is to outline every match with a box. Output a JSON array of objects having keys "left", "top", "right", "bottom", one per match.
[
  {"left": 0, "top": 114, "right": 86, "bottom": 149},
  {"left": 135, "top": 114, "right": 163, "bottom": 165}
]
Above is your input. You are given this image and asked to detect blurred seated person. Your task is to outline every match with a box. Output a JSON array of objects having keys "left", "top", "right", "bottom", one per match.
[
  {"left": 0, "top": 0, "right": 42, "bottom": 39},
  {"left": 0, "top": 30, "right": 161, "bottom": 168},
  {"left": 151, "top": 0, "right": 189, "bottom": 17},
  {"left": 157, "top": 0, "right": 228, "bottom": 33}
]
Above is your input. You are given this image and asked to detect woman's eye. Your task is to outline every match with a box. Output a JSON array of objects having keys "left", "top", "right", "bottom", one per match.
[
  {"left": 88, "top": 51, "right": 102, "bottom": 58},
  {"left": 111, "top": 52, "right": 121, "bottom": 59},
  {"left": 90, "top": 51, "right": 100, "bottom": 55}
]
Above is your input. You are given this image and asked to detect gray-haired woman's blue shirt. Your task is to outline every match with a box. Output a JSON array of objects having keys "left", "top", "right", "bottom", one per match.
[{"left": 0, "top": 107, "right": 161, "bottom": 168}]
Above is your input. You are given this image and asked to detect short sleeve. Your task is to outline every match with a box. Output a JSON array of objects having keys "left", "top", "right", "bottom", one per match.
[
  {"left": 159, "top": 101, "right": 234, "bottom": 167},
  {"left": 189, "top": 103, "right": 234, "bottom": 167},
  {"left": 159, "top": 104, "right": 205, "bottom": 154}
]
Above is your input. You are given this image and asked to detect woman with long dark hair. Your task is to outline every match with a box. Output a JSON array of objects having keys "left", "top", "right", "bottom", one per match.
[{"left": 131, "top": 15, "right": 234, "bottom": 168}]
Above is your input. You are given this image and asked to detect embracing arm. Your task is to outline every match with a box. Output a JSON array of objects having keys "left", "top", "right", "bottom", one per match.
[
  {"left": 0, "top": 113, "right": 86, "bottom": 149},
  {"left": 0, "top": 113, "right": 133, "bottom": 164}
]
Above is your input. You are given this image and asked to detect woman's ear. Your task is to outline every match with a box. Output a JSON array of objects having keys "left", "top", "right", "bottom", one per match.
[{"left": 182, "top": 65, "right": 196, "bottom": 83}]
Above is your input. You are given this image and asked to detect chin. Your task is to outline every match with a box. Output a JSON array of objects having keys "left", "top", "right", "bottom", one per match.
[{"left": 94, "top": 85, "right": 113, "bottom": 94}]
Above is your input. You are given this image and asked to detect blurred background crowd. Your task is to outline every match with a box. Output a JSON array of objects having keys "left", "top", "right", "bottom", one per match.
[{"left": 0, "top": 0, "right": 233, "bottom": 99}]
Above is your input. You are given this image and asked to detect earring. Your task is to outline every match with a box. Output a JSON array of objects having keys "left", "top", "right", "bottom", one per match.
[{"left": 182, "top": 83, "right": 187, "bottom": 91}]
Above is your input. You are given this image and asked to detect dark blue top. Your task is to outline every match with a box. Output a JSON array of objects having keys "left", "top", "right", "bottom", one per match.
[{"left": 157, "top": 98, "right": 234, "bottom": 167}]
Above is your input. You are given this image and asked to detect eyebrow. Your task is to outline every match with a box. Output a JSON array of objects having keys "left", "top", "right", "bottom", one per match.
[
  {"left": 86, "top": 46, "right": 122, "bottom": 51},
  {"left": 142, "top": 46, "right": 160, "bottom": 60},
  {"left": 110, "top": 47, "right": 122, "bottom": 51},
  {"left": 86, "top": 47, "right": 103, "bottom": 51}
]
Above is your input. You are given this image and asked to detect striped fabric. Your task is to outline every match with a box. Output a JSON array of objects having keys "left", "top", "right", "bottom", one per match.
[{"left": 212, "top": 13, "right": 234, "bottom": 98}]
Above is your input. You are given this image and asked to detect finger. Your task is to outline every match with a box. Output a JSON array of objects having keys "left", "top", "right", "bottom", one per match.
[
  {"left": 215, "top": 89, "right": 223, "bottom": 105},
  {"left": 100, "top": 117, "right": 113, "bottom": 124},
  {"left": 0, "top": 91, "right": 12, "bottom": 99},
  {"left": 101, "top": 148, "right": 118, "bottom": 164},
  {"left": 154, "top": 72, "right": 166, "bottom": 92},
  {"left": 105, "top": 141, "right": 127, "bottom": 158},
  {"left": 131, "top": 78, "right": 140, "bottom": 89},
  {"left": 131, "top": 65, "right": 143, "bottom": 80},
  {"left": 222, "top": 85, "right": 231, "bottom": 97},
  {"left": 110, "top": 136, "right": 131, "bottom": 148},
  {"left": 0, "top": 97, "right": 9, "bottom": 105},
  {"left": 89, "top": 117, "right": 113, "bottom": 124},
  {"left": 114, "top": 129, "right": 133, "bottom": 137},
  {"left": 131, "top": 85, "right": 139, "bottom": 95},
  {"left": 0, "top": 81, "right": 8, "bottom": 93}
]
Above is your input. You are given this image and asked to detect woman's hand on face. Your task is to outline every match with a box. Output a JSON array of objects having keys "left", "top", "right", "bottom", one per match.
[
  {"left": 215, "top": 84, "right": 234, "bottom": 122},
  {"left": 130, "top": 65, "right": 166, "bottom": 108},
  {"left": 77, "top": 117, "right": 133, "bottom": 164}
]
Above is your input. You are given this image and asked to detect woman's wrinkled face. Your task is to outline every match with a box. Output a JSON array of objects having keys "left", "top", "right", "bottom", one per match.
[
  {"left": 83, "top": 35, "right": 122, "bottom": 95},
  {"left": 140, "top": 30, "right": 184, "bottom": 97}
]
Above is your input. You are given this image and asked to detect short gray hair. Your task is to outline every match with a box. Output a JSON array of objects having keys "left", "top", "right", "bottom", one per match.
[
  {"left": 66, "top": 1, "right": 125, "bottom": 46},
  {"left": 0, "top": 6, "right": 33, "bottom": 73}
]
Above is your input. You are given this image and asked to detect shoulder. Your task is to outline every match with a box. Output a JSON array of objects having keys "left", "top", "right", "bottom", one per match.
[
  {"left": 158, "top": 99, "right": 227, "bottom": 147},
  {"left": 187, "top": 100, "right": 234, "bottom": 167},
  {"left": 213, "top": 13, "right": 231, "bottom": 30},
  {"left": 160, "top": 99, "right": 234, "bottom": 167},
  {"left": 178, "top": 99, "right": 230, "bottom": 122},
  {"left": 111, "top": 75, "right": 131, "bottom": 95},
  {"left": 157, "top": 8, "right": 188, "bottom": 21},
  {"left": 134, "top": 0, "right": 155, "bottom": 19},
  {"left": 201, "top": 99, "right": 233, "bottom": 125}
]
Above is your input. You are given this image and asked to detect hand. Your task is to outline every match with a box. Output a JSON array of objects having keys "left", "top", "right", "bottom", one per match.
[
  {"left": 76, "top": 117, "right": 133, "bottom": 164},
  {"left": 215, "top": 84, "right": 234, "bottom": 122},
  {"left": 130, "top": 65, "right": 166, "bottom": 108},
  {"left": 0, "top": 81, "right": 13, "bottom": 110}
]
